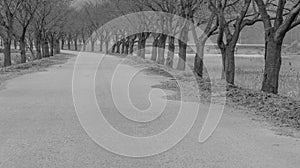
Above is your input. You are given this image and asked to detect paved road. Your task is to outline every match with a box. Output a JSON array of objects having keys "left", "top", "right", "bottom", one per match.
[{"left": 0, "top": 51, "right": 299, "bottom": 168}]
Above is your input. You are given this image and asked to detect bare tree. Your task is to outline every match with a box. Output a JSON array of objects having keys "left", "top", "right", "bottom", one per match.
[
  {"left": 165, "top": 14, "right": 181, "bottom": 68},
  {"left": 31, "top": 0, "right": 70, "bottom": 59},
  {"left": 191, "top": 1, "right": 218, "bottom": 78},
  {"left": 209, "top": 0, "right": 259, "bottom": 85},
  {"left": 141, "top": 0, "right": 178, "bottom": 65},
  {"left": 254, "top": 0, "right": 300, "bottom": 94},
  {"left": 0, "top": 0, "right": 23, "bottom": 66},
  {"left": 176, "top": 0, "right": 199, "bottom": 70},
  {"left": 15, "top": 0, "right": 40, "bottom": 63}
]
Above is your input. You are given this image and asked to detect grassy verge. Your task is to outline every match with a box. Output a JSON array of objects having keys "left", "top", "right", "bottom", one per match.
[
  {"left": 0, "top": 53, "right": 74, "bottom": 90},
  {"left": 121, "top": 54, "right": 300, "bottom": 133}
]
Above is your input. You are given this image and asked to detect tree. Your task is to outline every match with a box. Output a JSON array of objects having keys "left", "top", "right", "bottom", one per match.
[
  {"left": 15, "top": 0, "right": 40, "bottom": 63},
  {"left": 111, "top": 0, "right": 153, "bottom": 58},
  {"left": 141, "top": 0, "right": 202, "bottom": 68},
  {"left": 134, "top": 13, "right": 151, "bottom": 59},
  {"left": 155, "top": 14, "right": 168, "bottom": 65},
  {"left": 80, "top": 0, "right": 119, "bottom": 52},
  {"left": 209, "top": 0, "right": 259, "bottom": 85},
  {"left": 0, "top": 0, "right": 23, "bottom": 66},
  {"left": 31, "top": 0, "right": 70, "bottom": 59},
  {"left": 140, "top": 0, "right": 178, "bottom": 65},
  {"left": 191, "top": 1, "right": 218, "bottom": 77},
  {"left": 176, "top": 0, "right": 198, "bottom": 71},
  {"left": 254, "top": 0, "right": 300, "bottom": 94},
  {"left": 165, "top": 14, "right": 181, "bottom": 68},
  {"left": 62, "top": 8, "right": 83, "bottom": 51}
]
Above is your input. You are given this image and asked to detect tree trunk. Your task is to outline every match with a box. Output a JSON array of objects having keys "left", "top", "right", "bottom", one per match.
[
  {"left": 3, "top": 39, "right": 12, "bottom": 67},
  {"left": 224, "top": 46, "right": 235, "bottom": 85},
  {"left": 20, "top": 30, "right": 27, "bottom": 63},
  {"left": 82, "top": 39, "right": 86, "bottom": 51},
  {"left": 28, "top": 38, "right": 34, "bottom": 58},
  {"left": 157, "top": 34, "right": 167, "bottom": 65},
  {"left": 105, "top": 41, "right": 109, "bottom": 54},
  {"left": 82, "top": 33, "right": 86, "bottom": 51},
  {"left": 129, "top": 41, "right": 134, "bottom": 54},
  {"left": 218, "top": 45, "right": 226, "bottom": 80},
  {"left": 54, "top": 38, "right": 60, "bottom": 54},
  {"left": 129, "top": 35, "right": 136, "bottom": 55},
  {"left": 49, "top": 36, "right": 54, "bottom": 56},
  {"left": 121, "top": 40, "right": 125, "bottom": 54},
  {"left": 177, "top": 22, "right": 189, "bottom": 71},
  {"left": 14, "top": 40, "right": 17, "bottom": 50},
  {"left": 67, "top": 38, "right": 71, "bottom": 50},
  {"left": 20, "top": 38, "right": 27, "bottom": 63},
  {"left": 124, "top": 39, "right": 129, "bottom": 55},
  {"left": 42, "top": 40, "right": 50, "bottom": 58},
  {"left": 74, "top": 38, "right": 78, "bottom": 51},
  {"left": 100, "top": 37, "right": 103, "bottom": 52},
  {"left": 116, "top": 41, "right": 121, "bottom": 53},
  {"left": 166, "top": 36, "right": 175, "bottom": 68},
  {"left": 218, "top": 43, "right": 235, "bottom": 85},
  {"left": 35, "top": 40, "right": 42, "bottom": 59},
  {"left": 81, "top": 29, "right": 86, "bottom": 51},
  {"left": 137, "top": 38, "right": 146, "bottom": 59},
  {"left": 112, "top": 44, "right": 117, "bottom": 53},
  {"left": 50, "top": 44, "right": 54, "bottom": 56},
  {"left": 194, "top": 41, "right": 205, "bottom": 78},
  {"left": 45, "top": 42, "right": 50, "bottom": 57},
  {"left": 141, "top": 39, "right": 146, "bottom": 59},
  {"left": 137, "top": 33, "right": 148, "bottom": 59},
  {"left": 35, "top": 34, "right": 42, "bottom": 60},
  {"left": 91, "top": 40, "right": 95, "bottom": 52},
  {"left": 151, "top": 36, "right": 159, "bottom": 61},
  {"left": 261, "top": 38, "right": 283, "bottom": 94},
  {"left": 3, "top": 11, "right": 13, "bottom": 66},
  {"left": 61, "top": 38, "right": 65, "bottom": 50},
  {"left": 177, "top": 39, "right": 187, "bottom": 70}
]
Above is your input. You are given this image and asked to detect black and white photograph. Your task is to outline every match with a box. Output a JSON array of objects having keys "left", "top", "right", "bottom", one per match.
[{"left": 0, "top": 0, "right": 300, "bottom": 167}]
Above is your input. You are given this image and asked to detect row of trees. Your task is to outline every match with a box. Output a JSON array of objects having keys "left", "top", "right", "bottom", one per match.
[
  {"left": 67, "top": 0, "right": 299, "bottom": 94},
  {"left": 64, "top": 0, "right": 300, "bottom": 94},
  {"left": 3, "top": 0, "right": 298, "bottom": 95},
  {"left": 0, "top": 0, "right": 71, "bottom": 66}
]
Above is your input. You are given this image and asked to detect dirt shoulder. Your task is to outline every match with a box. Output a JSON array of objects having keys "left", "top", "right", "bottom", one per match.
[{"left": 0, "top": 52, "right": 75, "bottom": 91}]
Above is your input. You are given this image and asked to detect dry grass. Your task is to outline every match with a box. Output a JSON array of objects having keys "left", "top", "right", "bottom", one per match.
[
  {"left": 235, "top": 56, "right": 300, "bottom": 99},
  {"left": 186, "top": 55, "right": 300, "bottom": 100},
  {"left": 122, "top": 53, "right": 300, "bottom": 131},
  {"left": 0, "top": 53, "right": 74, "bottom": 90}
]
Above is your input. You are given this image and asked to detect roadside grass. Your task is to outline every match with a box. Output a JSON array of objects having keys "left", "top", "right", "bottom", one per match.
[
  {"left": 187, "top": 55, "right": 300, "bottom": 100},
  {"left": 0, "top": 52, "right": 74, "bottom": 90},
  {"left": 122, "top": 53, "right": 300, "bottom": 132}
]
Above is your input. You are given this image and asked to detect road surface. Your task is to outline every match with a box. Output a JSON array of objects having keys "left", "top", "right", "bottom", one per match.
[{"left": 0, "top": 51, "right": 299, "bottom": 168}]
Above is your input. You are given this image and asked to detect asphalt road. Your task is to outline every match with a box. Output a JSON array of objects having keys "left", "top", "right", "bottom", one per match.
[{"left": 0, "top": 51, "right": 299, "bottom": 168}]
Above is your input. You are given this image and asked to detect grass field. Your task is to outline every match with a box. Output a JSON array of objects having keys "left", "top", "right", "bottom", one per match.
[
  {"left": 186, "top": 55, "right": 300, "bottom": 100},
  {"left": 143, "top": 45, "right": 300, "bottom": 100}
]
